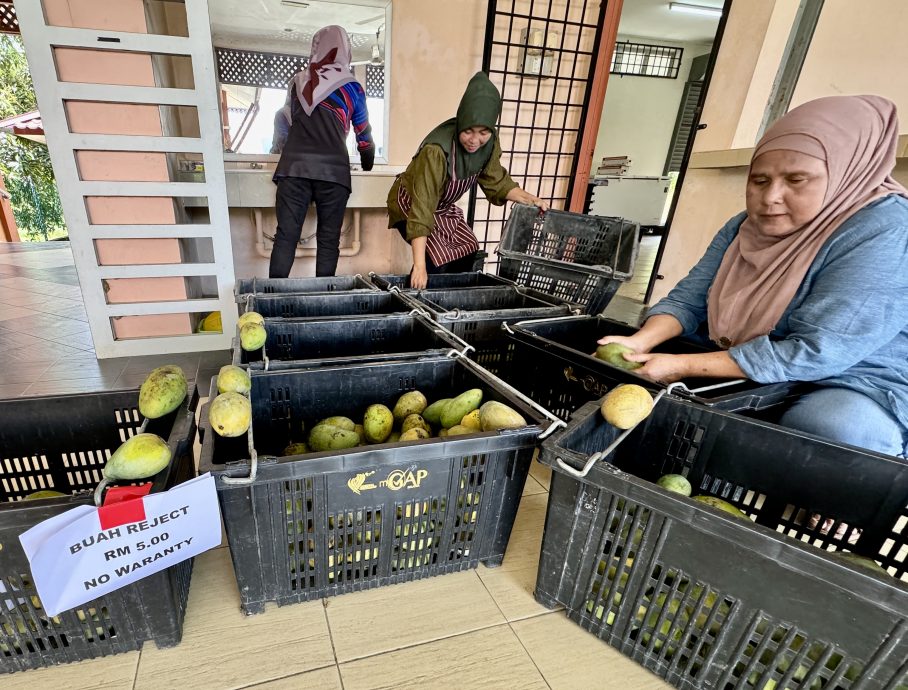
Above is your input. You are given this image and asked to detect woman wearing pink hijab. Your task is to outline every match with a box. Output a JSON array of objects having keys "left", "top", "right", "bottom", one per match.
[
  {"left": 270, "top": 25, "right": 375, "bottom": 278},
  {"left": 600, "top": 95, "right": 908, "bottom": 456}
]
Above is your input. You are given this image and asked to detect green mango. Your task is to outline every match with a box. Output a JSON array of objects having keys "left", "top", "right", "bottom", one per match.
[
  {"left": 239, "top": 322, "right": 267, "bottom": 351},
  {"left": 309, "top": 424, "right": 360, "bottom": 452},
  {"left": 440, "top": 389, "right": 483, "bottom": 429},
  {"left": 422, "top": 398, "right": 452, "bottom": 425},
  {"left": 217, "top": 364, "right": 251, "bottom": 395},
  {"left": 595, "top": 342, "right": 643, "bottom": 370},
  {"left": 363, "top": 404, "right": 393, "bottom": 443},
  {"left": 392, "top": 391, "right": 428, "bottom": 422},
  {"left": 138, "top": 365, "right": 187, "bottom": 419},
  {"left": 104, "top": 433, "right": 172, "bottom": 481},
  {"left": 208, "top": 392, "right": 252, "bottom": 438},
  {"left": 657, "top": 474, "right": 692, "bottom": 497},
  {"left": 692, "top": 495, "right": 750, "bottom": 521},
  {"left": 23, "top": 490, "right": 67, "bottom": 501}
]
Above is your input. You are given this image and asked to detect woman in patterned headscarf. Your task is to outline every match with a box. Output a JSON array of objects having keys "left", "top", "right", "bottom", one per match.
[
  {"left": 387, "top": 72, "right": 548, "bottom": 289},
  {"left": 600, "top": 95, "right": 908, "bottom": 456},
  {"left": 270, "top": 25, "right": 375, "bottom": 278}
]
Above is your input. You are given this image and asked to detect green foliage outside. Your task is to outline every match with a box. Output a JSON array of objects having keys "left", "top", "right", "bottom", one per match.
[{"left": 0, "top": 34, "right": 66, "bottom": 241}]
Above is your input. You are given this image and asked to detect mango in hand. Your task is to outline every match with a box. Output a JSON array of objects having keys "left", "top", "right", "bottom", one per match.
[{"left": 595, "top": 343, "right": 642, "bottom": 371}]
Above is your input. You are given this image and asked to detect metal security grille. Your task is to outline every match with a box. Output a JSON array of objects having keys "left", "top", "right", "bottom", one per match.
[
  {"left": 215, "top": 47, "right": 308, "bottom": 89},
  {"left": 0, "top": 1, "right": 17, "bottom": 35},
  {"left": 469, "top": 0, "right": 606, "bottom": 266},
  {"left": 365, "top": 64, "right": 384, "bottom": 98},
  {"left": 611, "top": 41, "right": 683, "bottom": 78}
]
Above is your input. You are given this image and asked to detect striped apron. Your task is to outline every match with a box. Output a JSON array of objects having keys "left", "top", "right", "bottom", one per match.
[{"left": 396, "top": 165, "right": 479, "bottom": 267}]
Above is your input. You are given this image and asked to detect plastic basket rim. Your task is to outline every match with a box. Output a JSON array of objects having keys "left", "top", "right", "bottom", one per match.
[{"left": 539, "top": 398, "right": 908, "bottom": 602}]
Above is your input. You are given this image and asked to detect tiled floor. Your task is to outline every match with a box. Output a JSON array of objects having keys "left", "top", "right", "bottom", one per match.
[
  {"left": 1, "top": 240, "right": 669, "bottom": 689},
  {"left": 0, "top": 243, "right": 231, "bottom": 399}
]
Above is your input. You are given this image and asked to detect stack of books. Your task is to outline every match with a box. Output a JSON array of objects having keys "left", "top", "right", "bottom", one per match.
[{"left": 596, "top": 155, "right": 630, "bottom": 176}]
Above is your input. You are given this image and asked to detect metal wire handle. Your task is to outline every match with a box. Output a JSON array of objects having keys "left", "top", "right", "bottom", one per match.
[{"left": 220, "top": 414, "right": 260, "bottom": 485}]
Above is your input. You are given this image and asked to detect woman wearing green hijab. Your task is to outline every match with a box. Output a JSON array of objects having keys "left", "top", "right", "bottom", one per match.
[{"left": 387, "top": 72, "right": 548, "bottom": 288}]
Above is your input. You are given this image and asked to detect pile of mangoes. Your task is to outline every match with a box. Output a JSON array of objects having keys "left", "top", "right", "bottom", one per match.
[
  {"left": 208, "top": 364, "right": 252, "bottom": 438},
  {"left": 282, "top": 388, "right": 529, "bottom": 456}
]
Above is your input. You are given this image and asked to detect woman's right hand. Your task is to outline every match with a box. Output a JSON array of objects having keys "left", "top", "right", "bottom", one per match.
[
  {"left": 596, "top": 334, "right": 650, "bottom": 354},
  {"left": 410, "top": 264, "right": 428, "bottom": 290}
]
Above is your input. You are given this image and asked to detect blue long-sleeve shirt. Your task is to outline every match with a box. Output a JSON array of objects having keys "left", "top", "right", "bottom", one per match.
[{"left": 648, "top": 195, "right": 908, "bottom": 430}]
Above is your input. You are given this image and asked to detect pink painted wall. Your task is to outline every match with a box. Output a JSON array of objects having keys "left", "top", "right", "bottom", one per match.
[{"left": 47, "top": 0, "right": 192, "bottom": 339}]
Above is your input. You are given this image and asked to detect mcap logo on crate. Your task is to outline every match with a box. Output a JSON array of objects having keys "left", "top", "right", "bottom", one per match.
[
  {"left": 199, "top": 354, "right": 561, "bottom": 615},
  {"left": 536, "top": 394, "right": 908, "bottom": 690},
  {"left": 0, "top": 389, "right": 198, "bottom": 673},
  {"left": 344, "top": 466, "right": 435, "bottom": 497}
]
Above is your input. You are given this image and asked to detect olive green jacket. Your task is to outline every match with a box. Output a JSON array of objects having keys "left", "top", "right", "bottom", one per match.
[{"left": 387, "top": 140, "right": 518, "bottom": 241}]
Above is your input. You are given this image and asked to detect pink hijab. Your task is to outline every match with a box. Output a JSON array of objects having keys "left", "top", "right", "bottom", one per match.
[
  {"left": 291, "top": 25, "right": 356, "bottom": 116},
  {"left": 707, "top": 95, "right": 908, "bottom": 347}
]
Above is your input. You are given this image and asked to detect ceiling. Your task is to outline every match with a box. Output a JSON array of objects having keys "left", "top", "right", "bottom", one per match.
[
  {"left": 616, "top": 0, "right": 723, "bottom": 44},
  {"left": 208, "top": 0, "right": 387, "bottom": 59}
]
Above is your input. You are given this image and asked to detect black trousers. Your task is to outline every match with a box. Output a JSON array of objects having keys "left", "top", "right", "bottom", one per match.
[{"left": 270, "top": 177, "right": 351, "bottom": 278}]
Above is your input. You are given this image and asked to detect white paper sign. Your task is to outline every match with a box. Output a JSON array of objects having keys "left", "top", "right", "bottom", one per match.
[{"left": 20, "top": 473, "right": 221, "bottom": 617}]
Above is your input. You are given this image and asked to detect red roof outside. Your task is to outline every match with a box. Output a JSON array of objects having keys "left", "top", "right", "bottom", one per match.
[{"left": 0, "top": 110, "right": 44, "bottom": 137}]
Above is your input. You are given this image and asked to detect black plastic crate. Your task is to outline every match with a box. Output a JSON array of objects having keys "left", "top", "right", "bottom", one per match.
[
  {"left": 242, "top": 290, "right": 417, "bottom": 320},
  {"left": 198, "top": 355, "right": 560, "bottom": 615},
  {"left": 232, "top": 313, "right": 467, "bottom": 370},
  {"left": 0, "top": 389, "right": 198, "bottom": 673},
  {"left": 496, "top": 204, "right": 639, "bottom": 314},
  {"left": 506, "top": 315, "right": 806, "bottom": 419},
  {"left": 397, "top": 286, "right": 572, "bottom": 377},
  {"left": 535, "top": 395, "right": 908, "bottom": 690},
  {"left": 367, "top": 271, "right": 515, "bottom": 291},
  {"left": 234, "top": 274, "right": 375, "bottom": 301}
]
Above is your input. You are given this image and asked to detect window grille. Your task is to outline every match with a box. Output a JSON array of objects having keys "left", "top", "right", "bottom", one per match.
[
  {"left": 610, "top": 41, "right": 682, "bottom": 79},
  {"left": 365, "top": 64, "right": 384, "bottom": 98},
  {"left": 0, "top": 1, "right": 18, "bottom": 35},
  {"left": 215, "top": 47, "right": 308, "bottom": 89},
  {"left": 469, "top": 0, "right": 606, "bottom": 265}
]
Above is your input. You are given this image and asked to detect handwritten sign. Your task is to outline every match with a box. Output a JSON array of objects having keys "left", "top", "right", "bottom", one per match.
[{"left": 20, "top": 474, "right": 221, "bottom": 617}]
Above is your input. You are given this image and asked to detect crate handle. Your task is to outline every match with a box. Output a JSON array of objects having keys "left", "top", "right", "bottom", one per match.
[
  {"left": 220, "top": 420, "right": 260, "bottom": 485},
  {"left": 442, "top": 308, "right": 463, "bottom": 321},
  {"left": 451, "top": 351, "right": 565, "bottom": 439},
  {"left": 434, "top": 327, "right": 474, "bottom": 355},
  {"left": 554, "top": 382, "right": 687, "bottom": 478},
  {"left": 676, "top": 378, "right": 748, "bottom": 395}
]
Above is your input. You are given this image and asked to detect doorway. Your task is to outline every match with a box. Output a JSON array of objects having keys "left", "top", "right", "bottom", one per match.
[{"left": 586, "top": 0, "right": 729, "bottom": 309}]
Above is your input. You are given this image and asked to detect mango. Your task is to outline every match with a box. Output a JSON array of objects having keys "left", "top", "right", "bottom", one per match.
[
  {"left": 104, "top": 433, "right": 172, "bottom": 481},
  {"left": 446, "top": 424, "right": 474, "bottom": 436},
  {"left": 309, "top": 424, "right": 360, "bottom": 452},
  {"left": 197, "top": 311, "right": 222, "bottom": 333},
  {"left": 237, "top": 311, "right": 264, "bottom": 328},
  {"left": 138, "top": 365, "right": 187, "bottom": 419},
  {"left": 353, "top": 424, "right": 365, "bottom": 445},
  {"left": 399, "top": 427, "right": 430, "bottom": 442},
  {"left": 692, "top": 495, "right": 750, "bottom": 521},
  {"left": 657, "top": 474, "right": 692, "bottom": 497},
  {"left": 319, "top": 416, "right": 356, "bottom": 431},
  {"left": 387, "top": 431, "right": 401, "bottom": 443},
  {"left": 833, "top": 551, "right": 888, "bottom": 575},
  {"left": 479, "top": 401, "right": 527, "bottom": 431},
  {"left": 595, "top": 342, "right": 642, "bottom": 370},
  {"left": 282, "top": 442, "right": 309, "bottom": 456},
  {"left": 401, "top": 414, "right": 431, "bottom": 435},
  {"left": 217, "top": 364, "right": 251, "bottom": 395},
  {"left": 422, "top": 398, "right": 451, "bottom": 425},
  {"left": 208, "top": 392, "right": 252, "bottom": 438},
  {"left": 392, "top": 391, "right": 427, "bottom": 422},
  {"left": 600, "top": 384, "right": 653, "bottom": 429},
  {"left": 363, "top": 404, "right": 393, "bottom": 443},
  {"left": 23, "top": 490, "right": 67, "bottom": 501},
  {"left": 460, "top": 410, "right": 482, "bottom": 431},
  {"left": 240, "top": 322, "right": 267, "bottom": 351},
  {"left": 438, "top": 428, "right": 449, "bottom": 438},
  {"left": 440, "top": 389, "right": 483, "bottom": 429}
]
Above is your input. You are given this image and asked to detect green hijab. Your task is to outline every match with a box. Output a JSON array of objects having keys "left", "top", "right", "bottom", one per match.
[{"left": 418, "top": 71, "right": 502, "bottom": 179}]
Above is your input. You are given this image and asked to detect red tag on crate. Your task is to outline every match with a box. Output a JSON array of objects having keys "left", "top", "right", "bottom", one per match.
[{"left": 98, "top": 484, "right": 152, "bottom": 530}]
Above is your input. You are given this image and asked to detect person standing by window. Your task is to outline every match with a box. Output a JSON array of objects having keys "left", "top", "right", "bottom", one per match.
[{"left": 270, "top": 25, "right": 375, "bottom": 278}]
